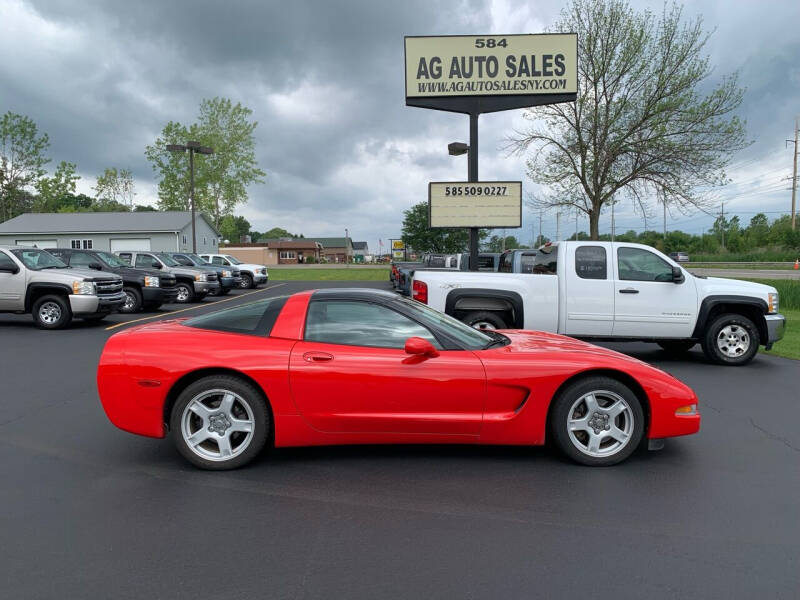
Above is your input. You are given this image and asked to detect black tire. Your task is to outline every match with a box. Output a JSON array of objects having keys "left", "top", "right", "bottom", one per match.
[
  {"left": 461, "top": 310, "right": 508, "bottom": 330},
  {"left": 32, "top": 294, "right": 72, "bottom": 329},
  {"left": 239, "top": 273, "right": 253, "bottom": 289},
  {"left": 657, "top": 340, "right": 696, "bottom": 355},
  {"left": 120, "top": 286, "right": 143, "bottom": 313},
  {"left": 170, "top": 375, "right": 270, "bottom": 470},
  {"left": 701, "top": 313, "right": 759, "bottom": 366},
  {"left": 550, "top": 376, "right": 645, "bottom": 467},
  {"left": 174, "top": 282, "right": 195, "bottom": 304}
]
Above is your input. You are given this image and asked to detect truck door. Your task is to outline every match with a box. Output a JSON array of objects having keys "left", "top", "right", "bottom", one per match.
[
  {"left": 612, "top": 245, "right": 697, "bottom": 338},
  {"left": 564, "top": 244, "right": 615, "bottom": 336},
  {"left": 0, "top": 250, "right": 25, "bottom": 310}
]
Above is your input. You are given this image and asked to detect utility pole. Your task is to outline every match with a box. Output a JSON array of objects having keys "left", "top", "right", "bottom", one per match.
[
  {"left": 538, "top": 212, "right": 543, "bottom": 246},
  {"left": 663, "top": 201, "right": 667, "bottom": 240},
  {"left": 344, "top": 228, "right": 349, "bottom": 266},
  {"left": 575, "top": 210, "right": 578, "bottom": 241},
  {"left": 611, "top": 199, "right": 616, "bottom": 242},
  {"left": 788, "top": 118, "right": 798, "bottom": 230},
  {"left": 556, "top": 212, "right": 561, "bottom": 241},
  {"left": 721, "top": 202, "right": 725, "bottom": 250}
]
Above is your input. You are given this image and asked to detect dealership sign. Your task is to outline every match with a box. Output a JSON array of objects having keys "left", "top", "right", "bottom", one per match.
[
  {"left": 405, "top": 34, "right": 577, "bottom": 100},
  {"left": 429, "top": 181, "right": 522, "bottom": 228}
]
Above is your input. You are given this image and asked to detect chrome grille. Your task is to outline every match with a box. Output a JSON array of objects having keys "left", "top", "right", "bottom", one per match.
[
  {"left": 161, "top": 276, "right": 177, "bottom": 288},
  {"left": 206, "top": 273, "right": 218, "bottom": 282},
  {"left": 95, "top": 279, "right": 123, "bottom": 295}
]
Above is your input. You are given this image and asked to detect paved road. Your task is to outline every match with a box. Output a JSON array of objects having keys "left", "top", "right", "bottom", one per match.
[
  {"left": 1, "top": 281, "right": 798, "bottom": 599},
  {"left": 690, "top": 268, "right": 799, "bottom": 280}
]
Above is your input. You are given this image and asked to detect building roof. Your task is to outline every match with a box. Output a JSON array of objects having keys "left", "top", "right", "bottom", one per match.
[
  {"left": 352, "top": 241, "right": 368, "bottom": 251},
  {"left": 0, "top": 211, "right": 220, "bottom": 235},
  {"left": 307, "top": 237, "right": 352, "bottom": 248}
]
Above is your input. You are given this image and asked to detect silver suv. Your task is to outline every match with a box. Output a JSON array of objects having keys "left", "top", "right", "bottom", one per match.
[
  {"left": 0, "top": 246, "right": 124, "bottom": 328},
  {"left": 115, "top": 251, "right": 219, "bottom": 303}
]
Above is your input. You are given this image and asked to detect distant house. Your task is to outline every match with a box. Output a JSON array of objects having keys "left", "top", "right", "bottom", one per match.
[
  {"left": 222, "top": 239, "right": 323, "bottom": 265},
  {"left": 352, "top": 241, "right": 369, "bottom": 257},
  {"left": 307, "top": 237, "right": 353, "bottom": 263},
  {"left": 0, "top": 211, "right": 220, "bottom": 253}
]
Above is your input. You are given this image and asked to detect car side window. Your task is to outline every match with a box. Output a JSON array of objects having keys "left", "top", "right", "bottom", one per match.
[
  {"left": 617, "top": 247, "right": 673, "bottom": 282},
  {"left": 575, "top": 246, "right": 607, "bottom": 279},
  {"left": 211, "top": 256, "right": 225, "bottom": 266},
  {"left": 174, "top": 254, "right": 192, "bottom": 266},
  {"left": 499, "top": 253, "right": 513, "bottom": 273},
  {"left": 69, "top": 252, "right": 97, "bottom": 267},
  {"left": 117, "top": 253, "right": 132, "bottom": 265},
  {"left": 0, "top": 251, "right": 17, "bottom": 270},
  {"left": 135, "top": 254, "right": 156, "bottom": 269},
  {"left": 305, "top": 301, "right": 441, "bottom": 349},
  {"left": 533, "top": 248, "right": 557, "bottom": 274},
  {"left": 519, "top": 253, "right": 537, "bottom": 274}
]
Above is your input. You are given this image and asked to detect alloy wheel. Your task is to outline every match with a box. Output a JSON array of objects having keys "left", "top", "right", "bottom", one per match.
[
  {"left": 180, "top": 389, "right": 255, "bottom": 462},
  {"left": 176, "top": 286, "right": 190, "bottom": 302},
  {"left": 39, "top": 301, "right": 62, "bottom": 325},
  {"left": 566, "top": 390, "right": 634, "bottom": 458},
  {"left": 716, "top": 324, "right": 750, "bottom": 358}
]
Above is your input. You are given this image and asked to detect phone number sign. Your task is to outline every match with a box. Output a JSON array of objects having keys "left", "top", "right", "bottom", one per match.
[{"left": 428, "top": 181, "right": 522, "bottom": 228}]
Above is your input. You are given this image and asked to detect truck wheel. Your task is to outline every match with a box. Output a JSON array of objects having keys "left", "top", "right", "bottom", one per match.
[
  {"left": 175, "top": 282, "right": 194, "bottom": 303},
  {"left": 701, "top": 313, "right": 759, "bottom": 366},
  {"left": 462, "top": 311, "right": 508, "bottom": 330},
  {"left": 32, "top": 294, "right": 72, "bottom": 329},
  {"left": 120, "top": 286, "right": 142, "bottom": 313},
  {"left": 239, "top": 273, "right": 253, "bottom": 289},
  {"left": 657, "top": 340, "right": 696, "bottom": 355},
  {"left": 550, "top": 376, "right": 645, "bottom": 466}
]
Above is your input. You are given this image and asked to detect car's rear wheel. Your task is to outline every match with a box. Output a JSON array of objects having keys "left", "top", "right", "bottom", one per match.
[
  {"left": 170, "top": 376, "right": 270, "bottom": 470},
  {"left": 461, "top": 310, "right": 508, "bottom": 330},
  {"left": 657, "top": 340, "right": 696, "bottom": 355},
  {"left": 240, "top": 273, "right": 253, "bottom": 289},
  {"left": 550, "top": 377, "right": 644, "bottom": 466},
  {"left": 32, "top": 294, "right": 71, "bottom": 329},
  {"left": 701, "top": 313, "right": 759, "bottom": 366},
  {"left": 120, "top": 286, "right": 142, "bottom": 313},
  {"left": 174, "top": 282, "right": 194, "bottom": 303}
]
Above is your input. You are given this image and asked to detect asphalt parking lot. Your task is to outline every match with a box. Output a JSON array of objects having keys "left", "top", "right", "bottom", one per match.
[{"left": 1, "top": 281, "right": 798, "bottom": 599}]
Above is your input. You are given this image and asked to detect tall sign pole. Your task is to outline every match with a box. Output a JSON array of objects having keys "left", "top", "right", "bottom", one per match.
[{"left": 405, "top": 34, "right": 578, "bottom": 270}]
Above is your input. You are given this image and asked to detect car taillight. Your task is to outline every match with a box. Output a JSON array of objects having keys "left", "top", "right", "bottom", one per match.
[{"left": 412, "top": 280, "right": 427, "bottom": 304}]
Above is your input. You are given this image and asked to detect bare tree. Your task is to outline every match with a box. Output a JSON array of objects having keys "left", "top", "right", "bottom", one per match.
[{"left": 510, "top": 0, "right": 749, "bottom": 239}]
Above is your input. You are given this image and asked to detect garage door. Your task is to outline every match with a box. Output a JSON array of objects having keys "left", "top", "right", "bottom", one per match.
[
  {"left": 110, "top": 238, "right": 151, "bottom": 252},
  {"left": 16, "top": 239, "right": 57, "bottom": 248}
]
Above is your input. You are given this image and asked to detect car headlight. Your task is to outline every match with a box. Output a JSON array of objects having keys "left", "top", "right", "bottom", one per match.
[
  {"left": 144, "top": 276, "right": 159, "bottom": 287},
  {"left": 195, "top": 273, "right": 208, "bottom": 282},
  {"left": 222, "top": 270, "right": 232, "bottom": 278},
  {"left": 768, "top": 292, "right": 779, "bottom": 314},
  {"left": 72, "top": 281, "right": 96, "bottom": 295}
]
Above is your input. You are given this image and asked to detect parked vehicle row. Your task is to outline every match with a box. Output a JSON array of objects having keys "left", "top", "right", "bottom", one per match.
[
  {"left": 0, "top": 245, "right": 270, "bottom": 329},
  {"left": 411, "top": 241, "right": 785, "bottom": 366},
  {"left": 391, "top": 252, "right": 500, "bottom": 296},
  {"left": 200, "top": 253, "right": 268, "bottom": 289}
]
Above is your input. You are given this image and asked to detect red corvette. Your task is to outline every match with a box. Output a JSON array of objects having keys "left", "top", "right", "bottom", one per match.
[{"left": 97, "top": 288, "right": 700, "bottom": 469}]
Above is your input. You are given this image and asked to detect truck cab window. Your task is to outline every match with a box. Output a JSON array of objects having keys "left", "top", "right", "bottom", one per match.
[
  {"left": 575, "top": 246, "right": 607, "bottom": 279},
  {"left": 519, "top": 253, "right": 537, "bottom": 274},
  {"left": 533, "top": 246, "right": 557, "bottom": 274},
  {"left": 617, "top": 247, "right": 673, "bottom": 282}
]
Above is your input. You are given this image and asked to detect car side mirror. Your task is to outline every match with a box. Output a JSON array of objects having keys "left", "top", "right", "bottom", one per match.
[
  {"left": 404, "top": 337, "right": 439, "bottom": 358},
  {"left": 0, "top": 265, "right": 19, "bottom": 274},
  {"left": 89, "top": 262, "right": 103, "bottom": 270},
  {"left": 672, "top": 266, "right": 685, "bottom": 284},
  {"left": 151, "top": 261, "right": 162, "bottom": 269}
]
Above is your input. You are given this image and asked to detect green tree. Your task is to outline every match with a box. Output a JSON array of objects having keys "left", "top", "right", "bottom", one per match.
[
  {"left": 512, "top": 0, "right": 749, "bottom": 239},
  {"left": 401, "top": 202, "right": 470, "bottom": 253},
  {"left": 94, "top": 167, "right": 135, "bottom": 208},
  {"left": 484, "top": 234, "right": 524, "bottom": 252},
  {"left": 34, "top": 161, "right": 80, "bottom": 212},
  {"left": 219, "top": 214, "right": 251, "bottom": 243},
  {"left": 145, "top": 98, "right": 266, "bottom": 227},
  {"left": 746, "top": 213, "right": 769, "bottom": 247},
  {"left": 0, "top": 111, "right": 50, "bottom": 221}
]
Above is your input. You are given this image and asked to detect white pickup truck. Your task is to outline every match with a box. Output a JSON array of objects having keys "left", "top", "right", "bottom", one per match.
[{"left": 412, "top": 241, "right": 786, "bottom": 366}]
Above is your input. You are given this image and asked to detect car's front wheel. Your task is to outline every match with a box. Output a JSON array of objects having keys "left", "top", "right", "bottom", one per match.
[
  {"left": 701, "top": 313, "right": 759, "bottom": 366},
  {"left": 32, "top": 294, "right": 72, "bottom": 329},
  {"left": 170, "top": 376, "right": 270, "bottom": 470},
  {"left": 550, "top": 377, "right": 644, "bottom": 466},
  {"left": 174, "top": 282, "right": 194, "bottom": 303},
  {"left": 239, "top": 273, "right": 253, "bottom": 289},
  {"left": 461, "top": 310, "right": 508, "bottom": 330},
  {"left": 120, "top": 286, "right": 142, "bottom": 313}
]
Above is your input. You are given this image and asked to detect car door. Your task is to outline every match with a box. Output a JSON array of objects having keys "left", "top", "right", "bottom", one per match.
[
  {"left": 0, "top": 250, "right": 25, "bottom": 310},
  {"left": 564, "top": 244, "right": 614, "bottom": 336},
  {"left": 612, "top": 245, "right": 698, "bottom": 338},
  {"left": 289, "top": 299, "right": 486, "bottom": 435}
]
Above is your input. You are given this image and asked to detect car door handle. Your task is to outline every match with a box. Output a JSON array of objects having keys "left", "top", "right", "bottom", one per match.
[
  {"left": 619, "top": 288, "right": 639, "bottom": 294},
  {"left": 303, "top": 352, "right": 333, "bottom": 363}
]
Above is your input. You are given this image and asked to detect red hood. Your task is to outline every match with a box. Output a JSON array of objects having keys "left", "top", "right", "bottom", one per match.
[{"left": 498, "top": 329, "right": 649, "bottom": 365}]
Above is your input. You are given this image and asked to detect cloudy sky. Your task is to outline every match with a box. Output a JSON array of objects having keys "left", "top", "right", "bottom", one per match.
[{"left": 1, "top": 0, "right": 799, "bottom": 248}]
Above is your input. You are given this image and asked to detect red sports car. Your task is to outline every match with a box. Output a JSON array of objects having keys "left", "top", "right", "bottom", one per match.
[{"left": 97, "top": 288, "right": 700, "bottom": 469}]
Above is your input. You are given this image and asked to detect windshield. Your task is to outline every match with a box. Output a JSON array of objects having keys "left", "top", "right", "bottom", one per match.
[
  {"left": 95, "top": 251, "right": 129, "bottom": 268},
  {"left": 11, "top": 248, "right": 68, "bottom": 270},
  {"left": 393, "top": 296, "right": 496, "bottom": 350},
  {"left": 185, "top": 253, "right": 210, "bottom": 265},
  {"left": 224, "top": 255, "right": 242, "bottom": 265},
  {"left": 155, "top": 253, "right": 180, "bottom": 267}
]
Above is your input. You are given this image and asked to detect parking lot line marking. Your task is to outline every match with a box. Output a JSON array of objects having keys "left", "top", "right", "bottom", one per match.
[{"left": 104, "top": 283, "right": 288, "bottom": 331}]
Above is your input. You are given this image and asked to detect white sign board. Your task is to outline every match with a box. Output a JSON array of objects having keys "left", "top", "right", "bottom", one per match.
[
  {"left": 428, "top": 182, "right": 522, "bottom": 228},
  {"left": 406, "top": 34, "right": 577, "bottom": 98}
]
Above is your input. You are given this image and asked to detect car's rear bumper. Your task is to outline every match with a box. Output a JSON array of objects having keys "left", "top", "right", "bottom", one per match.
[{"left": 764, "top": 314, "right": 786, "bottom": 349}]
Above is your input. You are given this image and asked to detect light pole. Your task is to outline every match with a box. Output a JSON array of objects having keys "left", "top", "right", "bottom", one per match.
[
  {"left": 448, "top": 141, "right": 479, "bottom": 271},
  {"left": 167, "top": 141, "right": 214, "bottom": 253}
]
